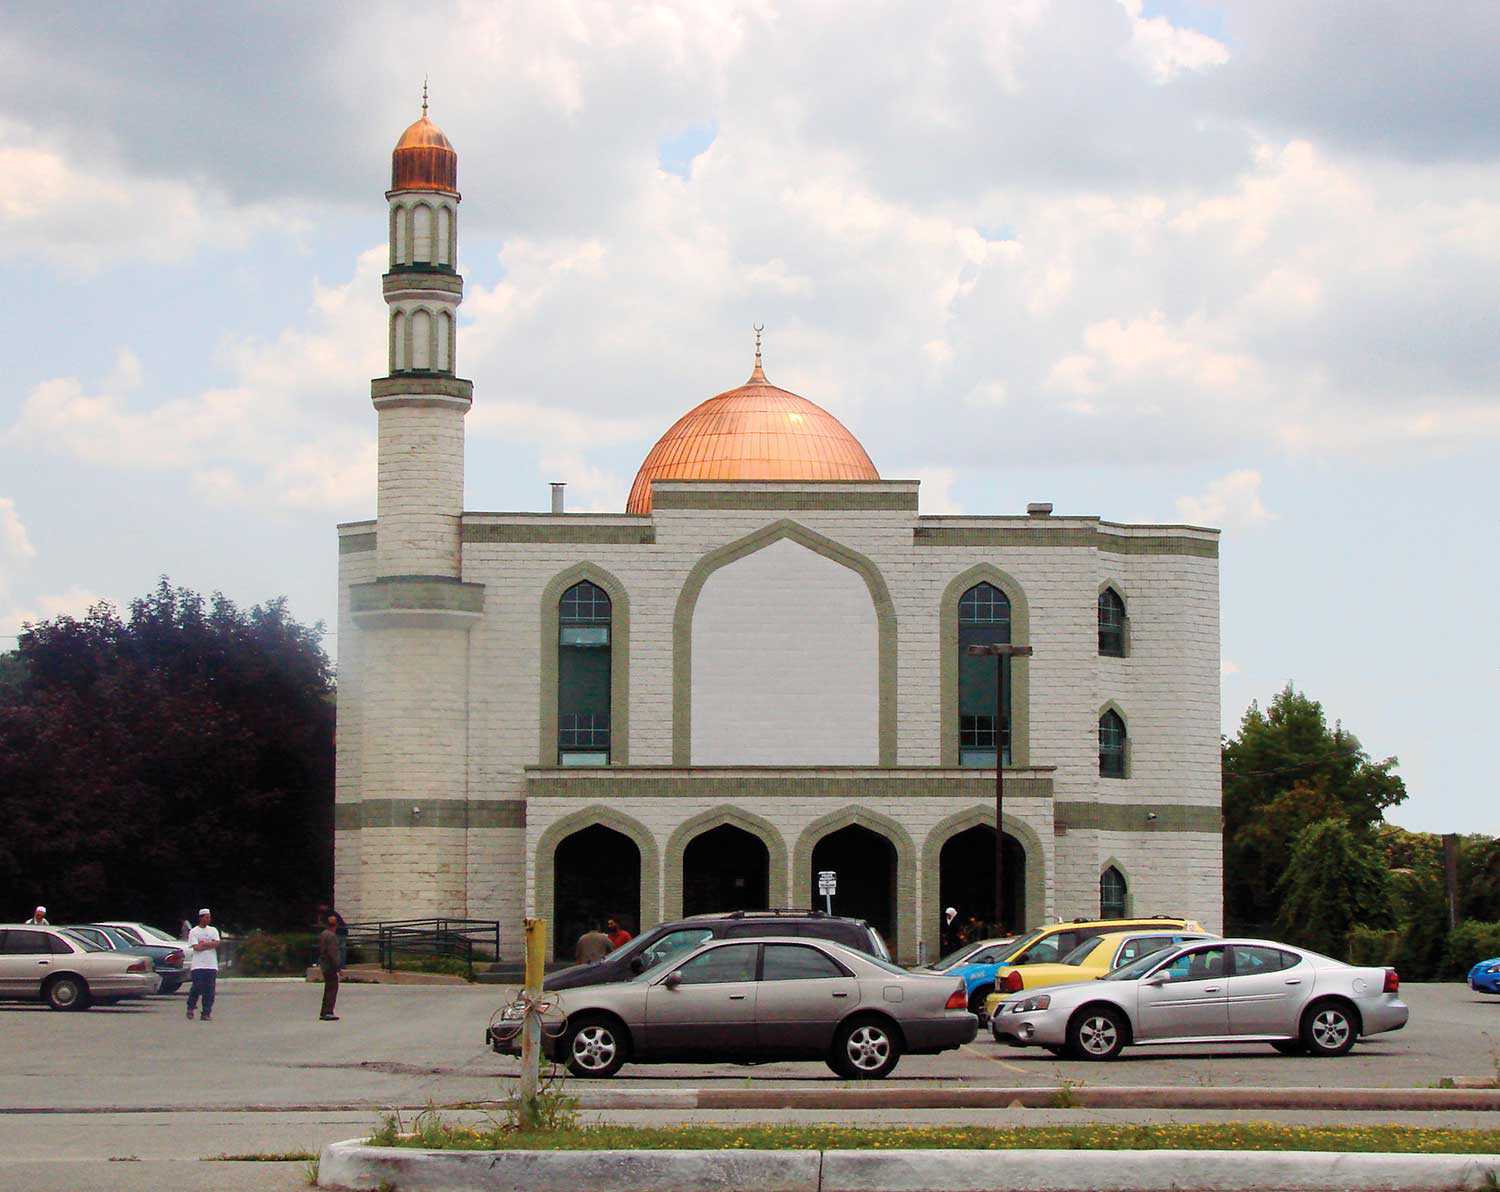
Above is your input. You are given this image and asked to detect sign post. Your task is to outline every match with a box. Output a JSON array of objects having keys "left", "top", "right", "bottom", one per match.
[
  {"left": 518, "top": 917, "right": 545, "bottom": 1128},
  {"left": 817, "top": 870, "right": 837, "bottom": 916}
]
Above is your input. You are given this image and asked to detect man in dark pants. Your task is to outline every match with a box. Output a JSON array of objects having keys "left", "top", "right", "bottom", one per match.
[
  {"left": 318, "top": 914, "right": 343, "bottom": 1021},
  {"left": 185, "top": 908, "right": 220, "bottom": 1021}
]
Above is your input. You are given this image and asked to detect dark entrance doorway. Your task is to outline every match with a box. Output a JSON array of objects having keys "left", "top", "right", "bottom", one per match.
[
  {"left": 938, "top": 824, "right": 1026, "bottom": 942},
  {"left": 553, "top": 824, "right": 640, "bottom": 956},
  {"left": 683, "top": 824, "right": 769, "bottom": 916},
  {"left": 810, "top": 825, "right": 897, "bottom": 950}
]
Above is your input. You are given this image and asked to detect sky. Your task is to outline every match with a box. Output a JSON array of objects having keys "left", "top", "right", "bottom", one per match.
[{"left": 0, "top": 1, "right": 1496, "bottom": 833}]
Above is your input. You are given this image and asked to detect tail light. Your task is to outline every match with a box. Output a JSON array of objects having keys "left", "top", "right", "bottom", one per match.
[
  {"left": 1001, "top": 969, "right": 1025, "bottom": 993},
  {"left": 945, "top": 987, "right": 968, "bottom": 1010},
  {"left": 127, "top": 959, "right": 150, "bottom": 973},
  {"left": 1383, "top": 969, "right": 1399, "bottom": 994},
  {"left": 165, "top": 950, "right": 183, "bottom": 966}
]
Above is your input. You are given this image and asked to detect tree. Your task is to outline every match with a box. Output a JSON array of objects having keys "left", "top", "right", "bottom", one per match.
[
  {"left": 0, "top": 579, "right": 334, "bottom": 931},
  {"left": 1274, "top": 818, "right": 1394, "bottom": 957},
  {"left": 1223, "top": 685, "right": 1406, "bottom": 933}
]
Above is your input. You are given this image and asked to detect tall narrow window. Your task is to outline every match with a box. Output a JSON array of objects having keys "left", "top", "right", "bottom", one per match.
[
  {"left": 958, "top": 582, "right": 1011, "bottom": 767},
  {"left": 1098, "top": 588, "right": 1126, "bottom": 657},
  {"left": 1100, "top": 866, "right": 1127, "bottom": 918},
  {"left": 1099, "top": 709, "right": 1127, "bottom": 778},
  {"left": 558, "top": 581, "right": 611, "bottom": 766}
]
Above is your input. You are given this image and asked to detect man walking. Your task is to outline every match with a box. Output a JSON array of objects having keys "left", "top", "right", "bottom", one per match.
[
  {"left": 28, "top": 906, "right": 48, "bottom": 926},
  {"left": 318, "top": 913, "right": 343, "bottom": 1021},
  {"left": 185, "top": 908, "right": 221, "bottom": 1021},
  {"left": 606, "top": 917, "right": 633, "bottom": 950}
]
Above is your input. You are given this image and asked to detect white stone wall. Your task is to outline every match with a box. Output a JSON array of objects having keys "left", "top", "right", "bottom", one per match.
[
  {"left": 374, "top": 404, "right": 464, "bottom": 578},
  {"left": 692, "top": 537, "right": 879, "bottom": 765},
  {"left": 333, "top": 528, "right": 376, "bottom": 922}
]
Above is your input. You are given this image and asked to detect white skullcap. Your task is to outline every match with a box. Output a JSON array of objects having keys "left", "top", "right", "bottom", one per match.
[
  {"left": 198, "top": 907, "right": 212, "bottom": 917},
  {"left": 35, "top": 906, "right": 46, "bottom": 914},
  {"left": 945, "top": 907, "right": 956, "bottom": 915}
]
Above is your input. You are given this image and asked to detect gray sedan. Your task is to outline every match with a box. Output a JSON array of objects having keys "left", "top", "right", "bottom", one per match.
[
  {"left": 991, "top": 938, "right": 1408, "bottom": 1060},
  {"left": 490, "top": 936, "right": 976, "bottom": 1079}
]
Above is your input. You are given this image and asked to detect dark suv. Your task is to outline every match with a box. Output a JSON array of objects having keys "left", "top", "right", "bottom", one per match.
[{"left": 544, "top": 910, "right": 891, "bottom": 993}]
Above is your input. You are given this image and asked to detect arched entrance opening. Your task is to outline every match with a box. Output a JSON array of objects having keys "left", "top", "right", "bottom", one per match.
[
  {"left": 683, "top": 824, "right": 769, "bottom": 916},
  {"left": 553, "top": 824, "right": 640, "bottom": 956},
  {"left": 939, "top": 824, "right": 1026, "bottom": 943},
  {"left": 810, "top": 825, "right": 897, "bottom": 950}
]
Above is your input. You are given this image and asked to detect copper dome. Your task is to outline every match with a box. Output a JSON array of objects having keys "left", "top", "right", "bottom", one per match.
[
  {"left": 626, "top": 358, "right": 879, "bottom": 514},
  {"left": 391, "top": 113, "right": 457, "bottom": 193}
]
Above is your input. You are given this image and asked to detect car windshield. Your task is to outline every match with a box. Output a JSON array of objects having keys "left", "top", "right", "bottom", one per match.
[
  {"left": 930, "top": 943, "right": 981, "bottom": 970},
  {"left": 998, "top": 929, "right": 1051, "bottom": 963},
  {"left": 1103, "top": 945, "right": 1181, "bottom": 982},
  {"left": 60, "top": 930, "right": 106, "bottom": 953},
  {"left": 853, "top": 951, "right": 911, "bottom": 977},
  {"left": 1058, "top": 936, "right": 1107, "bottom": 966},
  {"left": 132, "top": 924, "right": 181, "bottom": 946}
]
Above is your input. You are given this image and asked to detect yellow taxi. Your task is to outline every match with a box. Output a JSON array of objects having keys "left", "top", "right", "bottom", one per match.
[{"left": 983, "top": 926, "right": 1211, "bottom": 1022}]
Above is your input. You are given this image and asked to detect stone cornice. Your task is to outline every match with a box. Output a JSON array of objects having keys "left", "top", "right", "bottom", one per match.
[
  {"left": 350, "top": 575, "right": 485, "bottom": 630},
  {"left": 525, "top": 766, "right": 1057, "bottom": 800},
  {"left": 370, "top": 375, "right": 473, "bottom": 408}
]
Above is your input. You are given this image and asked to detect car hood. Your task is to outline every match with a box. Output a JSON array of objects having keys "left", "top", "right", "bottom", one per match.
[{"left": 543, "top": 961, "right": 621, "bottom": 992}]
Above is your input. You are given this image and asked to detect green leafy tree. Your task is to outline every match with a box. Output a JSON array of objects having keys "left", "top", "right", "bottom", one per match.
[
  {"left": 1223, "top": 685, "right": 1405, "bottom": 934},
  {"left": 1460, "top": 836, "right": 1500, "bottom": 922},
  {"left": 0, "top": 579, "right": 334, "bottom": 931},
  {"left": 1274, "top": 818, "right": 1394, "bottom": 957}
]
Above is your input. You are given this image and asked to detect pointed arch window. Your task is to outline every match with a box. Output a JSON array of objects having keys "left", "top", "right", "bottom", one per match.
[
  {"left": 1099, "top": 708, "right": 1127, "bottom": 778},
  {"left": 558, "top": 581, "right": 611, "bottom": 766},
  {"left": 1098, "top": 587, "right": 1127, "bottom": 657},
  {"left": 1100, "top": 866, "right": 1128, "bottom": 918},
  {"left": 958, "top": 582, "right": 1011, "bottom": 767}
]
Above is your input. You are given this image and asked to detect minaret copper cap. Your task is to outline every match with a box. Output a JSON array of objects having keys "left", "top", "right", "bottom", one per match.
[{"left": 391, "top": 97, "right": 458, "bottom": 194}]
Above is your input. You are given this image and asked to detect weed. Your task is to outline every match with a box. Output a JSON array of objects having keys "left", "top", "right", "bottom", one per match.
[
  {"left": 1049, "top": 1079, "right": 1081, "bottom": 1109},
  {"left": 303, "top": 1156, "right": 320, "bottom": 1186},
  {"left": 207, "top": 1151, "right": 317, "bottom": 1162}
]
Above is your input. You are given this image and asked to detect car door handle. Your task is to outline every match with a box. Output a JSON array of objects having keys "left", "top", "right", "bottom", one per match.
[
  {"left": 728, "top": 994, "right": 746, "bottom": 1000},
  {"left": 1284, "top": 979, "right": 1302, "bottom": 985},
  {"left": 1203, "top": 986, "right": 1221, "bottom": 993}
]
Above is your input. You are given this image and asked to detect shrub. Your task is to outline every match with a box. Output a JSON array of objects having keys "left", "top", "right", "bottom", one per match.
[
  {"left": 235, "top": 930, "right": 318, "bottom": 975},
  {"left": 1346, "top": 926, "right": 1400, "bottom": 968},
  {"left": 392, "top": 955, "right": 473, "bottom": 979},
  {"left": 1441, "top": 921, "right": 1500, "bottom": 980}
]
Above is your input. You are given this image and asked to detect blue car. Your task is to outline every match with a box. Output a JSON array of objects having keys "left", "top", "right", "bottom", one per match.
[{"left": 1469, "top": 957, "right": 1500, "bottom": 994}]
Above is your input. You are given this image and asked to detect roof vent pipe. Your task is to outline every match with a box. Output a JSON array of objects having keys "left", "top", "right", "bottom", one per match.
[{"left": 550, "top": 483, "right": 566, "bottom": 514}]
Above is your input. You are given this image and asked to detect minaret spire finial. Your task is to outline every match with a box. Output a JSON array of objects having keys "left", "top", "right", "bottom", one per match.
[
  {"left": 750, "top": 323, "right": 766, "bottom": 381},
  {"left": 422, "top": 76, "right": 429, "bottom": 117}
]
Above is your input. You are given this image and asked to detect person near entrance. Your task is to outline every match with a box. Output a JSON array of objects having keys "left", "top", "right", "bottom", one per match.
[
  {"left": 606, "top": 917, "right": 633, "bottom": 950},
  {"left": 942, "top": 906, "right": 959, "bottom": 953},
  {"left": 28, "top": 906, "right": 48, "bottom": 926},
  {"left": 185, "top": 908, "right": 221, "bottom": 1021},
  {"left": 317, "top": 914, "right": 343, "bottom": 1021},
  {"left": 576, "top": 923, "right": 611, "bottom": 964}
]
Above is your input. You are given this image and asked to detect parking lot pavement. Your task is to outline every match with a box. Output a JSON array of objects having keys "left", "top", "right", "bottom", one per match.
[{"left": 0, "top": 980, "right": 1493, "bottom": 1113}]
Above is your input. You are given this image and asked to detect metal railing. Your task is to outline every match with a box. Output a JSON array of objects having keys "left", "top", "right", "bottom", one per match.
[{"left": 343, "top": 918, "right": 500, "bottom": 981}]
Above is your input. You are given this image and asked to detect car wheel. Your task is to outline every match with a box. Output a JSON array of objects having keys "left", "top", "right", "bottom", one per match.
[
  {"left": 831, "top": 1017, "right": 902, "bottom": 1079},
  {"left": 1301, "top": 1001, "right": 1358, "bottom": 1057},
  {"left": 1066, "top": 1006, "right": 1126, "bottom": 1061},
  {"left": 158, "top": 978, "right": 181, "bottom": 996},
  {"left": 46, "top": 975, "right": 88, "bottom": 1011},
  {"left": 562, "top": 1016, "right": 628, "bottom": 1078},
  {"left": 968, "top": 986, "right": 994, "bottom": 1026},
  {"left": 1271, "top": 1039, "right": 1307, "bottom": 1056}
]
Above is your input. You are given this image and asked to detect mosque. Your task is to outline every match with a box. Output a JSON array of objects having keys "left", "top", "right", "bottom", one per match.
[{"left": 333, "top": 103, "right": 1223, "bottom": 962}]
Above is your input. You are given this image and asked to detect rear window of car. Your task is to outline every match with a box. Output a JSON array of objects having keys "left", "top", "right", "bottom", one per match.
[
  {"left": 762, "top": 944, "right": 848, "bottom": 981},
  {"left": 60, "top": 930, "right": 107, "bottom": 953},
  {"left": 1011, "top": 930, "right": 1085, "bottom": 964},
  {"left": 1, "top": 930, "right": 52, "bottom": 955}
]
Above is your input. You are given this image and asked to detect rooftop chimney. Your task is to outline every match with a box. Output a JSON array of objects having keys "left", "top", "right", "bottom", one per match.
[
  {"left": 1027, "top": 502, "right": 1053, "bottom": 517},
  {"left": 550, "top": 483, "right": 566, "bottom": 515}
]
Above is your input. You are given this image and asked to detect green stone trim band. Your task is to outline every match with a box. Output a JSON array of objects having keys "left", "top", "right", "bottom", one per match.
[
  {"left": 920, "top": 806, "right": 1047, "bottom": 951},
  {"left": 914, "top": 525, "right": 1218, "bottom": 558},
  {"left": 339, "top": 532, "right": 377, "bottom": 555},
  {"left": 334, "top": 799, "right": 525, "bottom": 830},
  {"left": 383, "top": 271, "right": 464, "bottom": 295},
  {"left": 672, "top": 520, "right": 898, "bottom": 767},
  {"left": 525, "top": 769, "right": 1054, "bottom": 800},
  {"left": 538, "top": 562, "right": 631, "bottom": 766},
  {"left": 535, "top": 805, "right": 662, "bottom": 960},
  {"left": 350, "top": 575, "right": 485, "bottom": 615},
  {"left": 464, "top": 523, "right": 655, "bottom": 545},
  {"left": 792, "top": 807, "right": 918, "bottom": 958},
  {"left": 939, "top": 564, "right": 1031, "bottom": 768},
  {"left": 1055, "top": 802, "right": 1221, "bottom": 833},
  {"left": 663, "top": 806, "right": 791, "bottom": 920},
  {"left": 652, "top": 489, "right": 919, "bottom": 512},
  {"left": 370, "top": 375, "right": 474, "bottom": 401}
]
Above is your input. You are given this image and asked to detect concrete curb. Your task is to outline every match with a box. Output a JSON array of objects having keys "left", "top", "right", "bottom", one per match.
[{"left": 317, "top": 1141, "right": 1500, "bottom": 1191}]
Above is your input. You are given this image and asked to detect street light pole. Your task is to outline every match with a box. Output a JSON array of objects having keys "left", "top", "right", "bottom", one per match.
[{"left": 967, "top": 642, "right": 1034, "bottom": 932}]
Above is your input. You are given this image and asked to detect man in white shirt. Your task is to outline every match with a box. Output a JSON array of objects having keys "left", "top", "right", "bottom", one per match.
[
  {"left": 28, "top": 906, "right": 48, "bottom": 926},
  {"left": 185, "top": 908, "right": 221, "bottom": 1021}
]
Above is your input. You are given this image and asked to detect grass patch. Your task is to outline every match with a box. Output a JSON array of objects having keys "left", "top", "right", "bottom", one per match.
[
  {"left": 367, "top": 1120, "right": 1500, "bottom": 1155},
  {"left": 206, "top": 1151, "right": 318, "bottom": 1162},
  {"left": 392, "top": 956, "right": 473, "bottom": 979}
]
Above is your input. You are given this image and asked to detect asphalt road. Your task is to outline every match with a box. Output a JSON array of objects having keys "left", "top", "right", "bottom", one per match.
[{"left": 0, "top": 979, "right": 1493, "bottom": 1190}]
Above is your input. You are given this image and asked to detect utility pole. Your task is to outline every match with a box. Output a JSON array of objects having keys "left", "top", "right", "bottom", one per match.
[
  {"left": 966, "top": 642, "right": 1034, "bottom": 931},
  {"left": 518, "top": 917, "right": 545, "bottom": 1128}
]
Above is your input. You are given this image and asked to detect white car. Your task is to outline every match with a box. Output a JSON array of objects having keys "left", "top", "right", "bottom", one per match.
[
  {"left": 992, "top": 938, "right": 1409, "bottom": 1060},
  {"left": 0, "top": 925, "right": 157, "bottom": 1010}
]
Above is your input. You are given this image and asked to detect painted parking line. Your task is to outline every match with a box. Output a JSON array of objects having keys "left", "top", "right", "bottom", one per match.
[{"left": 962, "top": 1044, "right": 1028, "bottom": 1074}]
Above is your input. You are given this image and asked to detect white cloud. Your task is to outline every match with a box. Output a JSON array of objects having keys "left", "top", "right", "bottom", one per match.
[
  {"left": 0, "top": 586, "right": 112, "bottom": 639},
  {"left": 902, "top": 467, "right": 963, "bottom": 515},
  {"left": 1176, "top": 470, "right": 1274, "bottom": 532},
  {"left": 1119, "top": 0, "right": 1230, "bottom": 83},
  {"left": 1220, "top": 658, "right": 1240, "bottom": 677},
  {"left": 0, "top": 497, "right": 35, "bottom": 562}
]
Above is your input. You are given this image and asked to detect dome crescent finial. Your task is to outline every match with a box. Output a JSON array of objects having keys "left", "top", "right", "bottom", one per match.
[
  {"left": 750, "top": 323, "right": 766, "bottom": 382},
  {"left": 422, "top": 76, "right": 429, "bottom": 117}
]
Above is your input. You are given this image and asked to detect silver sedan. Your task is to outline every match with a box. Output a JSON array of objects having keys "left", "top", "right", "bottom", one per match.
[
  {"left": 991, "top": 938, "right": 1408, "bottom": 1060},
  {"left": 489, "top": 936, "right": 976, "bottom": 1079}
]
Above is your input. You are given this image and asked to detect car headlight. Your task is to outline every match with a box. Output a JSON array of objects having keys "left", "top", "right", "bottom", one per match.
[
  {"left": 1018, "top": 994, "right": 1051, "bottom": 1013},
  {"left": 500, "top": 1001, "right": 525, "bottom": 1021},
  {"left": 1484, "top": 964, "right": 1500, "bottom": 975}
]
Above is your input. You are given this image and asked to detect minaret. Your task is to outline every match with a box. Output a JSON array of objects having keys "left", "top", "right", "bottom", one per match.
[{"left": 348, "top": 88, "right": 483, "bottom": 920}]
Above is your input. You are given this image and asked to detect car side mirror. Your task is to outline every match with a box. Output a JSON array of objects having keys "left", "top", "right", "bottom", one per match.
[
  {"left": 629, "top": 957, "right": 644, "bottom": 974},
  {"left": 662, "top": 971, "right": 682, "bottom": 990},
  {"left": 1145, "top": 973, "right": 1168, "bottom": 987}
]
